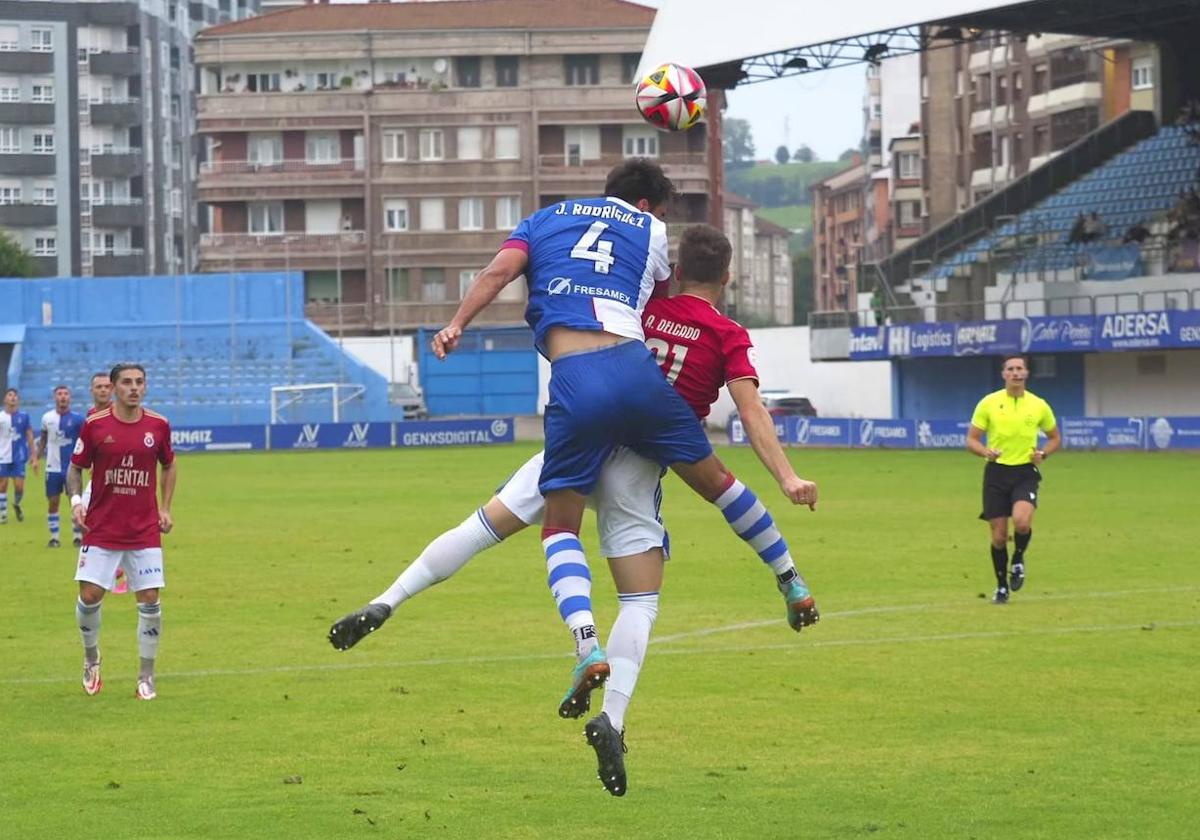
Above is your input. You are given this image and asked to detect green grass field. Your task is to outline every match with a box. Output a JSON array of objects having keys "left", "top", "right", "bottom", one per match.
[{"left": 2, "top": 446, "right": 1197, "bottom": 838}]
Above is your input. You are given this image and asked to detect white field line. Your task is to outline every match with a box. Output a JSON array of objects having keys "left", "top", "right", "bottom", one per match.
[{"left": 2, "top": 589, "right": 1198, "bottom": 687}]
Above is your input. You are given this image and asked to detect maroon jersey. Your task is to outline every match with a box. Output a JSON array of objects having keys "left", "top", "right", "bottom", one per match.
[
  {"left": 71, "top": 407, "right": 174, "bottom": 549},
  {"left": 642, "top": 294, "right": 759, "bottom": 419}
]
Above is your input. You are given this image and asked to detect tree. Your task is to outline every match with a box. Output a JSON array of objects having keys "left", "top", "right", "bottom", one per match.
[
  {"left": 0, "top": 230, "right": 36, "bottom": 278},
  {"left": 774, "top": 144, "right": 791, "bottom": 165},
  {"left": 792, "top": 145, "right": 816, "bottom": 163},
  {"left": 792, "top": 249, "right": 815, "bottom": 325},
  {"left": 722, "top": 117, "right": 756, "bottom": 169},
  {"left": 838, "top": 147, "right": 859, "bottom": 162}
]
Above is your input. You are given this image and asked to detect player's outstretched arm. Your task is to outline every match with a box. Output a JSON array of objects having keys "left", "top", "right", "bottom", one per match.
[
  {"left": 729, "top": 379, "right": 816, "bottom": 510},
  {"left": 432, "top": 248, "right": 528, "bottom": 359},
  {"left": 159, "top": 459, "right": 177, "bottom": 533}
]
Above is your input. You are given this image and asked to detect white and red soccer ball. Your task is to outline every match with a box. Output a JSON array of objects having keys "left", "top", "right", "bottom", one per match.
[{"left": 635, "top": 62, "right": 706, "bottom": 132}]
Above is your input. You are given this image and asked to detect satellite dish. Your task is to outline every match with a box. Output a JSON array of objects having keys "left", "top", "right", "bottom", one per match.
[{"left": 432, "top": 58, "right": 448, "bottom": 74}]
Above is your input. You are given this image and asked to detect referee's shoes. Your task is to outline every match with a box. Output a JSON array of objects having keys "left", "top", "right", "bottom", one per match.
[
  {"left": 1010, "top": 562, "right": 1025, "bottom": 592},
  {"left": 992, "top": 586, "right": 1010, "bottom": 605}
]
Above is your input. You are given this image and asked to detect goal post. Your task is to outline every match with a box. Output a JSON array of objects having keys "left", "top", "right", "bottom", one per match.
[{"left": 270, "top": 382, "right": 366, "bottom": 423}]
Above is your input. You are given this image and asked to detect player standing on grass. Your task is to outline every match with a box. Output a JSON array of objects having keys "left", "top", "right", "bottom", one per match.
[
  {"left": 334, "top": 225, "right": 820, "bottom": 795},
  {"left": 1, "top": 388, "right": 39, "bottom": 524},
  {"left": 67, "top": 363, "right": 177, "bottom": 699},
  {"left": 427, "top": 161, "right": 817, "bottom": 723},
  {"left": 81, "top": 372, "right": 128, "bottom": 591},
  {"left": 966, "top": 354, "right": 1061, "bottom": 604},
  {"left": 38, "top": 385, "right": 85, "bottom": 548}
]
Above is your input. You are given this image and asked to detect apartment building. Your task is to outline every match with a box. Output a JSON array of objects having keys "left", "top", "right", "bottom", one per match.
[
  {"left": 0, "top": 1, "right": 257, "bottom": 278},
  {"left": 810, "top": 160, "right": 868, "bottom": 312},
  {"left": 193, "top": 0, "right": 718, "bottom": 332},
  {"left": 921, "top": 30, "right": 1158, "bottom": 228}
]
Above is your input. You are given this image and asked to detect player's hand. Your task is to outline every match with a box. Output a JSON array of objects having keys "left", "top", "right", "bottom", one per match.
[
  {"left": 29, "top": 459, "right": 39, "bottom": 475},
  {"left": 159, "top": 510, "right": 173, "bottom": 534},
  {"left": 71, "top": 504, "right": 87, "bottom": 532},
  {"left": 431, "top": 324, "right": 462, "bottom": 359},
  {"left": 984, "top": 448, "right": 1002, "bottom": 461},
  {"left": 781, "top": 476, "right": 818, "bottom": 511}
]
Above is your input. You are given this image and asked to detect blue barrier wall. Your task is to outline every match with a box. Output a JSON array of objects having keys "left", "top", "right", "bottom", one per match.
[
  {"left": 417, "top": 326, "right": 538, "bottom": 416},
  {"left": 168, "top": 418, "right": 516, "bottom": 452},
  {"left": 895, "top": 354, "right": 1085, "bottom": 420}
]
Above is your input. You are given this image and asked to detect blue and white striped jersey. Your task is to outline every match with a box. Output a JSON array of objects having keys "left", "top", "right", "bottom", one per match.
[
  {"left": 40, "top": 408, "right": 85, "bottom": 474},
  {"left": 504, "top": 196, "right": 670, "bottom": 356}
]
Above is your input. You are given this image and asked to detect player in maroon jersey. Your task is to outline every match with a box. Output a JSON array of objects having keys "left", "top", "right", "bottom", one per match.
[
  {"left": 80, "top": 371, "right": 127, "bottom": 590},
  {"left": 67, "top": 363, "right": 177, "bottom": 700}
]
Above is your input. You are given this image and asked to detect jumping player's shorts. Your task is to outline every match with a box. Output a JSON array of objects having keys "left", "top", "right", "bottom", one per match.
[
  {"left": 498, "top": 447, "right": 668, "bottom": 558},
  {"left": 45, "top": 470, "right": 67, "bottom": 497},
  {"left": 980, "top": 461, "right": 1041, "bottom": 520},
  {"left": 0, "top": 460, "right": 26, "bottom": 479},
  {"left": 75, "top": 546, "right": 165, "bottom": 592},
  {"left": 540, "top": 340, "right": 711, "bottom": 495}
]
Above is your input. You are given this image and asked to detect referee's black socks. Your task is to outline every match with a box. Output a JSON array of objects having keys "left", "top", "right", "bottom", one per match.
[
  {"left": 990, "top": 545, "right": 1009, "bottom": 587},
  {"left": 1013, "top": 530, "right": 1032, "bottom": 564}
]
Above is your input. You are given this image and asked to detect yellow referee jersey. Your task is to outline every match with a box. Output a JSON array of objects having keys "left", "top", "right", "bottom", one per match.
[{"left": 969, "top": 389, "right": 1057, "bottom": 466}]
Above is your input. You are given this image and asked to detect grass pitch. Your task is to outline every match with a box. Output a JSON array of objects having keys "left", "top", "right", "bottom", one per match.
[{"left": 1, "top": 445, "right": 1197, "bottom": 839}]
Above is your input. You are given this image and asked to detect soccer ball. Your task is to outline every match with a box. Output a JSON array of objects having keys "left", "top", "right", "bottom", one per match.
[{"left": 635, "top": 62, "right": 706, "bottom": 132}]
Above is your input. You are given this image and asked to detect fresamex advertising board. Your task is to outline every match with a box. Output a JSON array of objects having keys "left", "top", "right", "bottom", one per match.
[
  {"left": 789, "top": 417, "right": 851, "bottom": 447},
  {"left": 854, "top": 418, "right": 916, "bottom": 448}
]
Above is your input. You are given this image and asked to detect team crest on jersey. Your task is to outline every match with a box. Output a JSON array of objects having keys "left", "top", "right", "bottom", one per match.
[{"left": 144, "top": 432, "right": 155, "bottom": 448}]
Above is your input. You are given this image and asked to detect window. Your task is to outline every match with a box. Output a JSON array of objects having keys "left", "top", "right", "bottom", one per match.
[
  {"left": 564, "top": 55, "right": 599, "bottom": 86},
  {"left": 898, "top": 201, "right": 920, "bottom": 226},
  {"left": 419, "top": 198, "right": 444, "bottom": 231},
  {"left": 32, "top": 131, "right": 54, "bottom": 154},
  {"left": 454, "top": 56, "right": 481, "bottom": 88},
  {"left": 0, "top": 26, "right": 17, "bottom": 51},
  {"left": 306, "top": 71, "right": 339, "bottom": 91},
  {"left": 305, "top": 271, "right": 339, "bottom": 303},
  {"left": 956, "top": 71, "right": 964, "bottom": 97},
  {"left": 976, "top": 73, "right": 991, "bottom": 108},
  {"left": 456, "top": 127, "right": 482, "bottom": 160},
  {"left": 30, "top": 28, "right": 53, "bottom": 53},
  {"left": 872, "top": 102, "right": 882, "bottom": 118},
  {"left": 386, "top": 267, "right": 410, "bottom": 301},
  {"left": 623, "top": 127, "right": 659, "bottom": 158},
  {"left": 421, "top": 267, "right": 445, "bottom": 302},
  {"left": 996, "top": 75, "right": 1008, "bottom": 106},
  {"left": 564, "top": 126, "right": 600, "bottom": 165},
  {"left": 1033, "top": 124, "right": 1050, "bottom": 156},
  {"left": 419, "top": 129, "right": 444, "bottom": 161},
  {"left": 622, "top": 53, "right": 641, "bottom": 84},
  {"left": 248, "top": 202, "right": 284, "bottom": 234},
  {"left": 495, "top": 56, "right": 518, "bottom": 87},
  {"left": 458, "top": 270, "right": 476, "bottom": 299},
  {"left": 247, "top": 73, "right": 281, "bottom": 93},
  {"left": 248, "top": 134, "right": 283, "bottom": 165},
  {"left": 171, "top": 188, "right": 182, "bottom": 215},
  {"left": 0, "top": 77, "right": 17, "bottom": 102},
  {"left": 0, "top": 184, "right": 20, "bottom": 204},
  {"left": 897, "top": 152, "right": 920, "bottom": 179},
  {"left": 494, "top": 126, "right": 519, "bottom": 160},
  {"left": 383, "top": 130, "right": 406, "bottom": 161},
  {"left": 34, "top": 236, "right": 56, "bottom": 256},
  {"left": 306, "top": 132, "right": 339, "bottom": 164},
  {"left": 1013, "top": 73, "right": 1023, "bottom": 102},
  {"left": 384, "top": 198, "right": 409, "bottom": 232},
  {"left": 1132, "top": 57, "right": 1154, "bottom": 91},
  {"left": 458, "top": 197, "right": 484, "bottom": 231},
  {"left": 34, "top": 184, "right": 55, "bottom": 205},
  {"left": 31, "top": 81, "right": 54, "bottom": 103},
  {"left": 496, "top": 196, "right": 521, "bottom": 229},
  {"left": 84, "top": 180, "right": 115, "bottom": 205},
  {"left": 0, "top": 127, "right": 20, "bottom": 154}
]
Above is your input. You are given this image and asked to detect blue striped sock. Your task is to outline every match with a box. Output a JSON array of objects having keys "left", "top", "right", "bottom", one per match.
[
  {"left": 543, "top": 529, "right": 597, "bottom": 657},
  {"left": 48, "top": 513, "right": 60, "bottom": 539},
  {"left": 0, "top": 492, "right": 7, "bottom": 520},
  {"left": 714, "top": 477, "right": 798, "bottom": 579}
]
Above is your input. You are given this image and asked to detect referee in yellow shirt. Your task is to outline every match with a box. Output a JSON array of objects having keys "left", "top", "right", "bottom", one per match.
[{"left": 966, "top": 354, "right": 1061, "bottom": 603}]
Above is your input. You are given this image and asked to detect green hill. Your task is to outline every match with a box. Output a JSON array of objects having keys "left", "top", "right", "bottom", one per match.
[{"left": 726, "top": 161, "right": 846, "bottom": 208}]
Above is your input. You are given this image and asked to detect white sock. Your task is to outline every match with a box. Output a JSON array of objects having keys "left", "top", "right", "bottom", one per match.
[
  {"left": 137, "top": 601, "right": 162, "bottom": 675},
  {"left": 76, "top": 598, "right": 101, "bottom": 661},
  {"left": 372, "top": 509, "right": 502, "bottom": 610},
  {"left": 601, "top": 591, "right": 659, "bottom": 731}
]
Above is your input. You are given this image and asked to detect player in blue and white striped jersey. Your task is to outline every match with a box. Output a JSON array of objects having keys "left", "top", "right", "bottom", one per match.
[
  {"left": 38, "top": 385, "right": 85, "bottom": 547},
  {"left": 1, "top": 388, "right": 38, "bottom": 524}
]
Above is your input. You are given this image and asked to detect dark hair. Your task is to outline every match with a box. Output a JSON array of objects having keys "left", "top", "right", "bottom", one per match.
[
  {"left": 604, "top": 158, "right": 676, "bottom": 208},
  {"left": 110, "top": 362, "right": 146, "bottom": 383},
  {"left": 678, "top": 224, "right": 733, "bottom": 285},
  {"left": 4, "top": 388, "right": 15, "bottom": 396},
  {"left": 53, "top": 384, "right": 69, "bottom": 392},
  {"left": 90, "top": 371, "right": 111, "bottom": 384},
  {"left": 1001, "top": 353, "right": 1029, "bottom": 368}
]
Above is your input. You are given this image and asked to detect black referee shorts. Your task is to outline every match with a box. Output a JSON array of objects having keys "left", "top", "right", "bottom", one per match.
[{"left": 979, "top": 462, "right": 1041, "bottom": 520}]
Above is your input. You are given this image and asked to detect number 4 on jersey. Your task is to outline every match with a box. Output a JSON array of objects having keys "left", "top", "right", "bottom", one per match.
[{"left": 571, "top": 222, "right": 615, "bottom": 274}]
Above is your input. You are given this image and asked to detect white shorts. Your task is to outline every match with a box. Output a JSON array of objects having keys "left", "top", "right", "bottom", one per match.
[
  {"left": 74, "top": 546, "right": 166, "bottom": 592},
  {"left": 496, "top": 448, "right": 667, "bottom": 558}
]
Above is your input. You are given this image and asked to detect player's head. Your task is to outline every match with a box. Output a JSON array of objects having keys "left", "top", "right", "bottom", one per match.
[
  {"left": 676, "top": 224, "right": 732, "bottom": 288},
  {"left": 109, "top": 363, "right": 147, "bottom": 408},
  {"left": 4, "top": 388, "right": 17, "bottom": 410},
  {"left": 604, "top": 159, "right": 676, "bottom": 219},
  {"left": 1001, "top": 354, "right": 1029, "bottom": 386},
  {"left": 53, "top": 385, "right": 71, "bottom": 412},
  {"left": 90, "top": 371, "right": 113, "bottom": 408}
]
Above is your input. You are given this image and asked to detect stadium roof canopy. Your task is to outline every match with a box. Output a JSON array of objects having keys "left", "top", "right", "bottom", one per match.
[{"left": 641, "top": 0, "right": 1200, "bottom": 86}]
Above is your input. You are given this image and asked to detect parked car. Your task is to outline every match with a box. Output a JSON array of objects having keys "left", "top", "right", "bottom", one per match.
[
  {"left": 392, "top": 382, "right": 428, "bottom": 420},
  {"left": 726, "top": 391, "right": 817, "bottom": 431}
]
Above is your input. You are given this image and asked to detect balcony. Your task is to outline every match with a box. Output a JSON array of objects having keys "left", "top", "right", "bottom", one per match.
[
  {"left": 90, "top": 148, "right": 143, "bottom": 178},
  {"left": 89, "top": 198, "right": 145, "bottom": 228},
  {"left": 198, "top": 158, "right": 365, "bottom": 200},
  {"left": 90, "top": 249, "right": 146, "bottom": 276},
  {"left": 198, "top": 231, "right": 367, "bottom": 270},
  {"left": 89, "top": 50, "right": 140, "bottom": 76},
  {"left": 0, "top": 102, "right": 55, "bottom": 124},
  {"left": 0, "top": 154, "right": 56, "bottom": 176},
  {"left": 0, "top": 203, "right": 56, "bottom": 226},
  {"left": 537, "top": 152, "right": 710, "bottom": 193},
  {"left": 970, "top": 104, "right": 1014, "bottom": 130},
  {"left": 0, "top": 52, "right": 53, "bottom": 74},
  {"left": 88, "top": 98, "right": 141, "bottom": 125},
  {"left": 1027, "top": 82, "right": 1102, "bottom": 117}
]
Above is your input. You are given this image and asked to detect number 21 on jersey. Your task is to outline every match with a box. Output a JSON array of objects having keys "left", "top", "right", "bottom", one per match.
[
  {"left": 571, "top": 222, "right": 615, "bottom": 274},
  {"left": 645, "top": 338, "right": 688, "bottom": 384}
]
